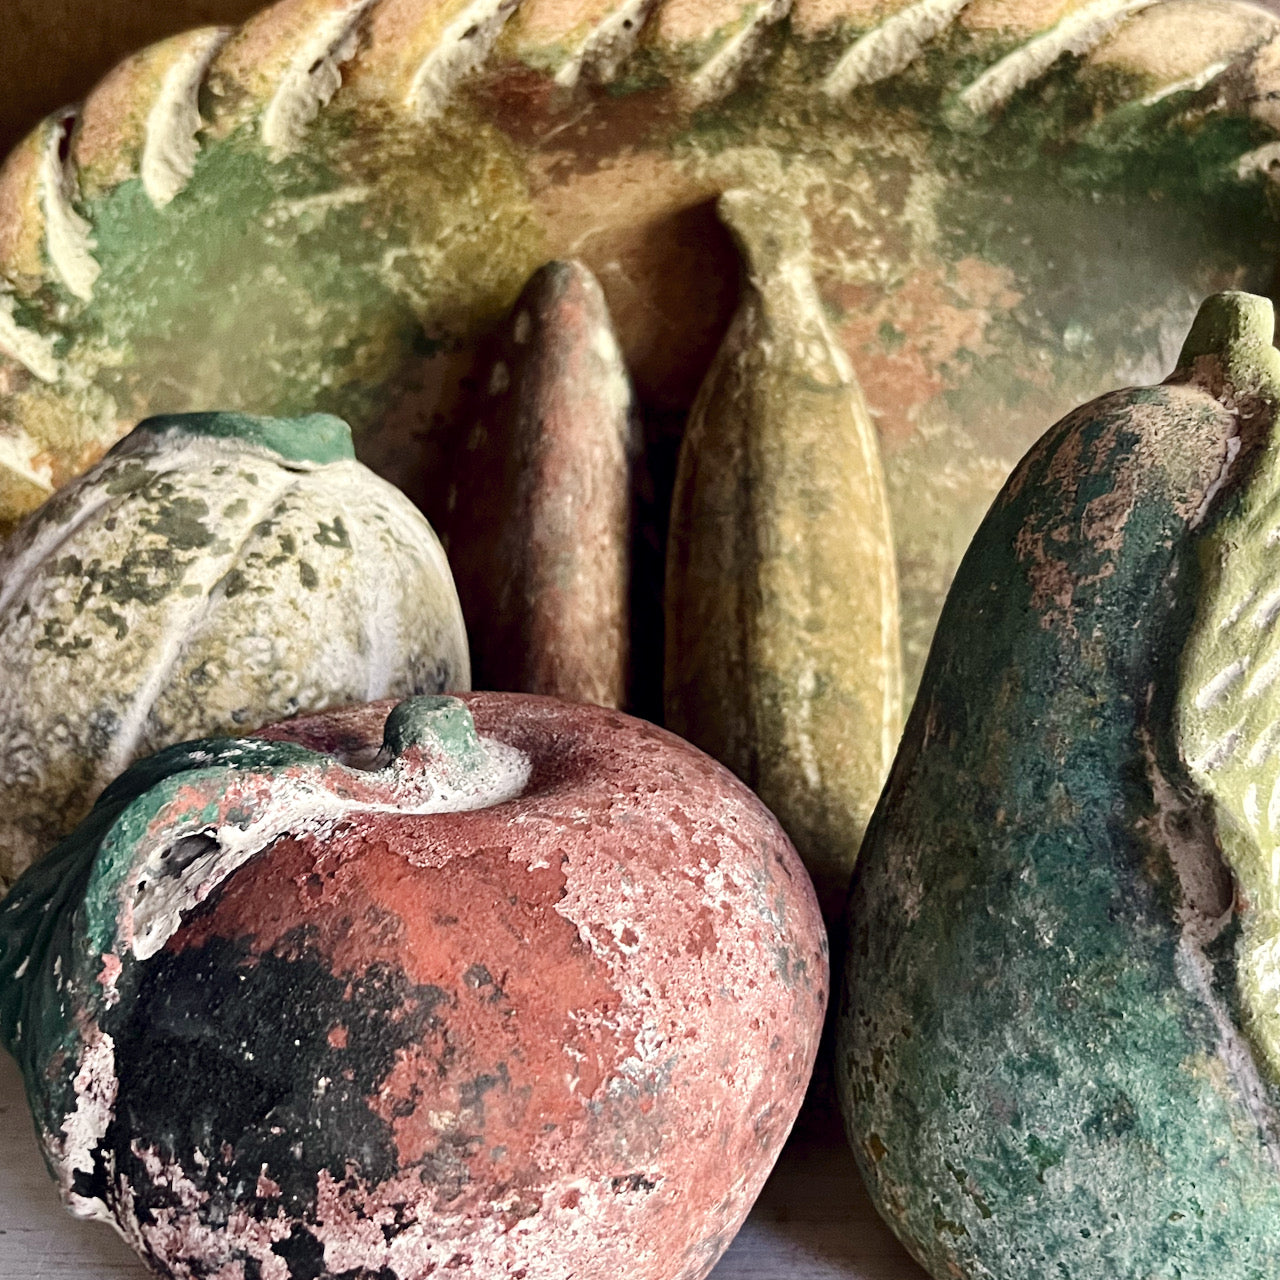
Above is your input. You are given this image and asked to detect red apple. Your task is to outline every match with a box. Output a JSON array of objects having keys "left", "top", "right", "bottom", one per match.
[{"left": 2, "top": 692, "right": 827, "bottom": 1280}]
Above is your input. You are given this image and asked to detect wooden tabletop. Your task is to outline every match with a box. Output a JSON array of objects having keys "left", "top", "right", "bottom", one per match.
[{"left": 0, "top": 1048, "right": 926, "bottom": 1280}]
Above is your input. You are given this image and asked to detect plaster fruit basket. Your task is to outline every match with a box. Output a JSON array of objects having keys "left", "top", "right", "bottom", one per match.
[
  {"left": 841, "top": 293, "right": 1280, "bottom": 1279},
  {"left": 0, "top": 410, "right": 469, "bottom": 893},
  {"left": 0, "top": 692, "right": 827, "bottom": 1280}
]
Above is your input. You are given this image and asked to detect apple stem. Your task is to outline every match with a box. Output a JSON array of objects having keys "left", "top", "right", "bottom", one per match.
[{"left": 382, "top": 695, "right": 486, "bottom": 775}]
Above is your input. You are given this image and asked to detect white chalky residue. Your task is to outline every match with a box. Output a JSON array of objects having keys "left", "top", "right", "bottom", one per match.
[
  {"left": 1247, "top": 781, "right": 1262, "bottom": 829},
  {"left": 141, "top": 28, "right": 230, "bottom": 206},
  {"left": 0, "top": 290, "right": 61, "bottom": 381},
  {"left": 58, "top": 1030, "right": 118, "bottom": 1217},
  {"left": 38, "top": 114, "right": 100, "bottom": 302},
  {"left": 687, "top": 0, "right": 792, "bottom": 106},
  {"left": 1221, "top": 587, "right": 1257, "bottom": 631},
  {"left": 1256, "top": 585, "right": 1280, "bottom": 633},
  {"left": 1138, "top": 58, "right": 1229, "bottom": 106},
  {"left": 1187, "top": 722, "right": 1243, "bottom": 776},
  {"left": 824, "top": 0, "right": 971, "bottom": 98},
  {"left": 794, "top": 663, "right": 822, "bottom": 791},
  {"left": 407, "top": 0, "right": 524, "bottom": 120},
  {"left": 958, "top": 0, "right": 1165, "bottom": 116},
  {"left": 1248, "top": 719, "right": 1280, "bottom": 768},
  {"left": 262, "top": 0, "right": 377, "bottom": 161},
  {"left": 126, "top": 732, "right": 530, "bottom": 961},
  {"left": 1238, "top": 141, "right": 1280, "bottom": 179},
  {"left": 554, "top": 0, "right": 656, "bottom": 88},
  {"left": 1195, "top": 658, "right": 1249, "bottom": 711}
]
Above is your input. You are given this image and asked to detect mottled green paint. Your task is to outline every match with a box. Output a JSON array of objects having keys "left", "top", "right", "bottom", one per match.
[
  {"left": 383, "top": 694, "right": 484, "bottom": 771},
  {"left": 841, "top": 293, "right": 1280, "bottom": 1279},
  {"left": 131, "top": 411, "right": 356, "bottom": 465}
]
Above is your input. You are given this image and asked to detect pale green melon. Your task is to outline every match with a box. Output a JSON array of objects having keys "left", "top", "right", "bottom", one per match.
[{"left": 0, "top": 410, "right": 469, "bottom": 890}]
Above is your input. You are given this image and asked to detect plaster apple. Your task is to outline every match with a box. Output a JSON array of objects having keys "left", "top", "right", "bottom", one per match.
[{"left": 0, "top": 691, "right": 827, "bottom": 1280}]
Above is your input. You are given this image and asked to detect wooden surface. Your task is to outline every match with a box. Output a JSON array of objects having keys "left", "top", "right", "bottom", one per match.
[{"left": 0, "top": 1047, "right": 926, "bottom": 1279}]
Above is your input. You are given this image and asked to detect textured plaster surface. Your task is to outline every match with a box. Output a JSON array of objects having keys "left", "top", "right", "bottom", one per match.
[{"left": 0, "top": 693, "right": 827, "bottom": 1280}]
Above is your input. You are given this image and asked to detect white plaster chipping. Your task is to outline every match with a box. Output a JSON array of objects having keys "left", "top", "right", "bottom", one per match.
[
  {"left": 261, "top": 0, "right": 377, "bottom": 161},
  {"left": 824, "top": 0, "right": 971, "bottom": 98},
  {"left": 38, "top": 113, "right": 100, "bottom": 302},
  {"left": 141, "top": 28, "right": 231, "bottom": 207},
  {"left": 58, "top": 1030, "right": 119, "bottom": 1216},
  {"left": 126, "top": 732, "right": 531, "bottom": 961},
  {"left": 553, "top": 0, "right": 657, "bottom": 88},
  {"left": 1139, "top": 58, "right": 1229, "bottom": 107},
  {"left": 958, "top": 0, "right": 1165, "bottom": 117},
  {"left": 0, "top": 289, "right": 61, "bottom": 381},
  {"left": 407, "top": 0, "right": 524, "bottom": 121},
  {"left": 687, "top": 0, "right": 792, "bottom": 106},
  {"left": 1239, "top": 140, "right": 1280, "bottom": 180}
]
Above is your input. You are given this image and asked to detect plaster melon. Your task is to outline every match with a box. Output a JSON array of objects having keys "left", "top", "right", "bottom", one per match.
[{"left": 0, "top": 410, "right": 469, "bottom": 891}]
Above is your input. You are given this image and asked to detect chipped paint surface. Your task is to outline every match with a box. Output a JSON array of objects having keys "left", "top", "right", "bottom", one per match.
[
  {"left": 841, "top": 294, "right": 1280, "bottom": 1278},
  {"left": 0, "top": 411, "right": 470, "bottom": 892},
  {"left": 0, "top": 693, "right": 826, "bottom": 1280},
  {"left": 443, "top": 260, "right": 637, "bottom": 709}
]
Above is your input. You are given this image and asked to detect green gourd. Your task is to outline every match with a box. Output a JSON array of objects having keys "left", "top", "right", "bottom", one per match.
[
  {"left": 841, "top": 291, "right": 1280, "bottom": 1279},
  {"left": 0, "top": 410, "right": 469, "bottom": 892}
]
